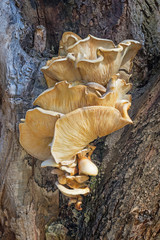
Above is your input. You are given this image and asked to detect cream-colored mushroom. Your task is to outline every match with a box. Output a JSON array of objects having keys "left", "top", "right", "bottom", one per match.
[
  {"left": 58, "top": 175, "right": 67, "bottom": 185},
  {"left": 51, "top": 105, "right": 132, "bottom": 164},
  {"left": 78, "top": 157, "right": 98, "bottom": 176},
  {"left": 41, "top": 54, "right": 82, "bottom": 85},
  {"left": 33, "top": 80, "right": 131, "bottom": 114},
  {"left": 19, "top": 107, "right": 62, "bottom": 160},
  {"left": 66, "top": 179, "right": 86, "bottom": 189},
  {"left": 41, "top": 33, "right": 141, "bottom": 86},
  {"left": 66, "top": 175, "right": 89, "bottom": 183},
  {"left": 60, "top": 166, "right": 77, "bottom": 175},
  {"left": 56, "top": 182, "right": 90, "bottom": 198},
  {"left": 41, "top": 158, "right": 60, "bottom": 168},
  {"left": 51, "top": 169, "right": 64, "bottom": 176}
]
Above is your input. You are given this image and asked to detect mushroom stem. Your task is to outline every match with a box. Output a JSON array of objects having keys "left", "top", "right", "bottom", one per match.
[{"left": 56, "top": 182, "right": 90, "bottom": 198}]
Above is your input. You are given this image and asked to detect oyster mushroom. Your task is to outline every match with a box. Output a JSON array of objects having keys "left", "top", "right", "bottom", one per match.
[
  {"left": 78, "top": 157, "right": 98, "bottom": 176},
  {"left": 19, "top": 107, "right": 63, "bottom": 160},
  {"left": 58, "top": 175, "right": 67, "bottom": 185},
  {"left": 66, "top": 175, "right": 89, "bottom": 183},
  {"left": 33, "top": 80, "right": 131, "bottom": 114},
  {"left": 41, "top": 158, "right": 60, "bottom": 168},
  {"left": 56, "top": 182, "right": 90, "bottom": 198},
  {"left": 51, "top": 104, "right": 132, "bottom": 164},
  {"left": 51, "top": 169, "right": 64, "bottom": 176},
  {"left": 41, "top": 33, "right": 141, "bottom": 86},
  {"left": 41, "top": 54, "right": 82, "bottom": 85}
]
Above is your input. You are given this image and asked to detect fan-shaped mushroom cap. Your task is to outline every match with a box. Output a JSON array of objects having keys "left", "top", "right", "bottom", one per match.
[
  {"left": 41, "top": 54, "right": 82, "bottom": 85},
  {"left": 59, "top": 32, "right": 82, "bottom": 56},
  {"left": 66, "top": 175, "right": 89, "bottom": 183},
  {"left": 75, "top": 39, "right": 141, "bottom": 85},
  {"left": 42, "top": 56, "right": 61, "bottom": 87},
  {"left": 51, "top": 105, "right": 132, "bottom": 163},
  {"left": 78, "top": 157, "right": 98, "bottom": 176},
  {"left": 41, "top": 158, "right": 60, "bottom": 168},
  {"left": 51, "top": 169, "right": 64, "bottom": 176},
  {"left": 56, "top": 182, "right": 90, "bottom": 198},
  {"left": 41, "top": 33, "right": 141, "bottom": 86},
  {"left": 65, "top": 179, "right": 86, "bottom": 189},
  {"left": 34, "top": 80, "right": 131, "bottom": 114},
  {"left": 19, "top": 107, "right": 63, "bottom": 160}
]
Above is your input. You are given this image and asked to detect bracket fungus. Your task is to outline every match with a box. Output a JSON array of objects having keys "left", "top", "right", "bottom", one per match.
[{"left": 19, "top": 32, "right": 141, "bottom": 210}]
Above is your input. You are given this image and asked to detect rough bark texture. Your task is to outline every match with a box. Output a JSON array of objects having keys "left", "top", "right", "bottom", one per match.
[{"left": 0, "top": 0, "right": 160, "bottom": 239}]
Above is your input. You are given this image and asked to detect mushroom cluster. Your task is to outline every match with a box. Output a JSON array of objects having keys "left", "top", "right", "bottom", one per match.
[{"left": 19, "top": 32, "right": 141, "bottom": 210}]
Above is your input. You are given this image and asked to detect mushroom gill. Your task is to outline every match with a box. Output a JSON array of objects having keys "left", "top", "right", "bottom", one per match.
[{"left": 51, "top": 104, "right": 132, "bottom": 164}]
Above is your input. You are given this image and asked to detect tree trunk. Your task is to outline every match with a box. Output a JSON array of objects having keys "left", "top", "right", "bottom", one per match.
[{"left": 0, "top": 0, "right": 159, "bottom": 239}]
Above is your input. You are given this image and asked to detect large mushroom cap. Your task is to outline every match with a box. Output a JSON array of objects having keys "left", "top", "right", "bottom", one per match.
[
  {"left": 51, "top": 104, "right": 132, "bottom": 164},
  {"left": 34, "top": 80, "right": 132, "bottom": 114},
  {"left": 19, "top": 107, "right": 63, "bottom": 160},
  {"left": 41, "top": 33, "right": 141, "bottom": 87}
]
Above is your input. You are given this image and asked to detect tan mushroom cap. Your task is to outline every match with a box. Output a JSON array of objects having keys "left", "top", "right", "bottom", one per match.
[
  {"left": 41, "top": 33, "right": 141, "bottom": 86},
  {"left": 56, "top": 182, "right": 90, "bottom": 198},
  {"left": 41, "top": 158, "right": 60, "bottom": 168},
  {"left": 51, "top": 105, "right": 132, "bottom": 164},
  {"left": 78, "top": 157, "right": 98, "bottom": 176},
  {"left": 42, "top": 56, "right": 61, "bottom": 87},
  {"left": 66, "top": 175, "right": 89, "bottom": 183},
  {"left": 34, "top": 80, "right": 131, "bottom": 114},
  {"left": 19, "top": 107, "right": 62, "bottom": 160},
  {"left": 76, "top": 39, "right": 141, "bottom": 85},
  {"left": 66, "top": 34, "right": 115, "bottom": 59},
  {"left": 41, "top": 54, "right": 82, "bottom": 85}
]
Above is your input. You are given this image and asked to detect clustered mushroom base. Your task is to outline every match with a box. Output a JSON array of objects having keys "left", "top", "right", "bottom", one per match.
[{"left": 19, "top": 32, "right": 141, "bottom": 210}]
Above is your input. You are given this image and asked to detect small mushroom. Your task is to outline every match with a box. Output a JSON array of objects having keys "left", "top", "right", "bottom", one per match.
[
  {"left": 78, "top": 157, "right": 98, "bottom": 176},
  {"left": 51, "top": 169, "right": 64, "bottom": 176},
  {"left": 58, "top": 175, "right": 67, "bottom": 185},
  {"left": 60, "top": 166, "right": 77, "bottom": 175},
  {"left": 56, "top": 182, "right": 90, "bottom": 198},
  {"left": 41, "top": 158, "right": 60, "bottom": 168},
  {"left": 66, "top": 179, "right": 85, "bottom": 189},
  {"left": 68, "top": 198, "right": 77, "bottom": 206},
  {"left": 66, "top": 175, "right": 89, "bottom": 183},
  {"left": 75, "top": 201, "right": 83, "bottom": 211}
]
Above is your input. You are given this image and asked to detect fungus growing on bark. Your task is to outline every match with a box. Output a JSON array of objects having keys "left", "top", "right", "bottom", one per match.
[{"left": 19, "top": 32, "right": 141, "bottom": 210}]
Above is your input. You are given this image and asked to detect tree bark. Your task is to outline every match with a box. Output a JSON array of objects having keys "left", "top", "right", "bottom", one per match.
[{"left": 0, "top": 0, "right": 159, "bottom": 239}]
